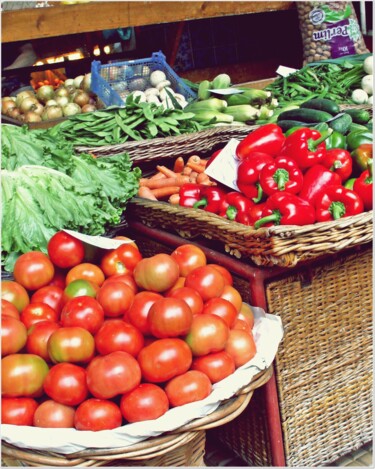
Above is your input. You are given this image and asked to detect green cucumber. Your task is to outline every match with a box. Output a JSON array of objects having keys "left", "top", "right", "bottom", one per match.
[
  {"left": 277, "top": 120, "right": 310, "bottom": 132},
  {"left": 277, "top": 108, "right": 333, "bottom": 123},
  {"left": 328, "top": 113, "right": 352, "bottom": 134},
  {"left": 343, "top": 108, "right": 371, "bottom": 125},
  {"left": 300, "top": 98, "right": 340, "bottom": 115}
]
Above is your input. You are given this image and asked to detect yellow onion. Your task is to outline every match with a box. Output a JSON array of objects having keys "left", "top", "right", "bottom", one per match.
[
  {"left": 2, "top": 99, "right": 17, "bottom": 115},
  {"left": 15, "top": 90, "right": 35, "bottom": 107},
  {"left": 42, "top": 105, "right": 63, "bottom": 121},
  {"left": 63, "top": 102, "right": 82, "bottom": 116},
  {"left": 7, "top": 107, "right": 21, "bottom": 120},
  {"left": 81, "top": 103, "right": 97, "bottom": 113},
  {"left": 73, "top": 90, "right": 90, "bottom": 107},
  {"left": 55, "top": 87, "right": 70, "bottom": 99},
  {"left": 32, "top": 102, "right": 45, "bottom": 116},
  {"left": 19, "top": 97, "right": 39, "bottom": 114},
  {"left": 24, "top": 111, "right": 42, "bottom": 123},
  {"left": 81, "top": 73, "right": 91, "bottom": 92},
  {"left": 36, "top": 85, "right": 55, "bottom": 104}
]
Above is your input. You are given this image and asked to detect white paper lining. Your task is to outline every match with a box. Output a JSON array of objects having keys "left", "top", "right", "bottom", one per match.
[{"left": 2, "top": 306, "right": 283, "bottom": 455}]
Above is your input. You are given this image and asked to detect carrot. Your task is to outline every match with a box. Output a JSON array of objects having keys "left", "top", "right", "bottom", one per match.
[
  {"left": 196, "top": 172, "right": 210, "bottom": 184},
  {"left": 199, "top": 158, "right": 209, "bottom": 168},
  {"left": 143, "top": 175, "right": 190, "bottom": 189},
  {"left": 181, "top": 166, "right": 193, "bottom": 176},
  {"left": 151, "top": 186, "right": 180, "bottom": 198},
  {"left": 156, "top": 165, "right": 178, "bottom": 178},
  {"left": 186, "top": 161, "right": 205, "bottom": 173},
  {"left": 187, "top": 155, "right": 201, "bottom": 165},
  {"left": 138, "top": 186, "right": 157, "bottom": 200},
  {"left": 149, "top": 171, "right": 166, "bottom": 180},
  {"left": 173, "top": 157, "right": 185, "bottom": 173},
  {"left": 168, "top": 194, "right": 181, "bottom": 204},
  {"left": 189, "top": 171, "right": 199, "bottom": 181}
]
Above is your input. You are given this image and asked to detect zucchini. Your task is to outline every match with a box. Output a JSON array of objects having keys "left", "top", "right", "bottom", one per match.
[
  {"left": 300, "top": 98, "right": 340, "bottom": 115},
  {"left": 277, "top": 108, "right": 333, "bottom": 123},
  {"left": 198, "top": 80, "right": 211, "bottom": 100},
  {"left": 349, "top": 122, "right": 369, "bottom": 133},
  {"left": 343, "top": 108, "right": 371, "bottom": 125},
  {"left": 328, "top": 113, "right": 352, "bottom": 134}
]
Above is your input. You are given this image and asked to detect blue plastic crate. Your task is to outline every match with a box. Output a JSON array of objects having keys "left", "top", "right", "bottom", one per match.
[{"left": 91, "top": 51, "right": 196, "bottom": 107}]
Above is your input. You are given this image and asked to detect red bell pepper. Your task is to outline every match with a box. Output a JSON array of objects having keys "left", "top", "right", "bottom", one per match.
[
  {"left": 219, "top": 192, "right": 254, "bottom": 225},
  {"left": 179, "top": 183, "right": 204, "bottom": 208},
  {"left": 236, "top": 152, "right": 274, "bottom": 202},
  {"left": 259, "top": 155, "right": 303, "bottom": 196},
  {"left": 280, "top": 127, "right": 332, "bottom": 171},
  {"left": 315, "top": 185, "right": 364, "bottom": 221},
  {"left": 193, "top": 186, "right": 227, "bottom": 213},
  {"left": 321, "top": 148, "right": 352, "bottom": 183},
  {"left": 298, "top": 164, "right": 342, "bottom": 206},
  {"left": 353, "top": 158, "right": 373, "bottom": 211},
  {"left": 254, "top": 192, "right": 316, "bottom": 228},
  {"left": 248, "top": 202, "right": 267, "bottom": 226},
  {"left": 236, "top": 123, "right": 285, "bottom": 160}
]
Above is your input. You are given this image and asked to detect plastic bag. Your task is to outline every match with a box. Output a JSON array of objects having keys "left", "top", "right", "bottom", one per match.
[{"left": 297, "top": 1, "right": 369, "bottom": 64}]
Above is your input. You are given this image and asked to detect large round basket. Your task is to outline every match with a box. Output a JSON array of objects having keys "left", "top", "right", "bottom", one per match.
[{"left": 1, "top": 367, "right": 273, "bottom": 467}]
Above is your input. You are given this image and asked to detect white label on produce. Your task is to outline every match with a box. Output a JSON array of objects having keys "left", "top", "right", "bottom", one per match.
[
  {"left": 204, "top": 138, "right": 241, "bottom": 191},
  {"left": 63, "top": 229, "right": 135, "bottom": 250},
  {"left": 209, "top": 88, "right": 244, "bottom": 95}
]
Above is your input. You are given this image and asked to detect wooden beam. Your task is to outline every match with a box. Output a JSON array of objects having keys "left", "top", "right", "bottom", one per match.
[{"left": 2, "top": 1, "right": 294, "bottom": 43}]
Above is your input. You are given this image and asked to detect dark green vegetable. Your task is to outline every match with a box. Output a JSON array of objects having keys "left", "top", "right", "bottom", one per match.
[
  {"left": 346, "top": 130, "right": 373, "bottom": 151},
  {"left": 300, "top": 98, "right": 340, "bottom": 115},
  {"left": 277, "top": 108, "right": 333, "bottom": 123},
  {"left": 277, "top": 120, "right": 309, "bottom": 133},
  {"left": 343, "top": 108, "right": 371, "bottom": 125},
  {"left": 328, "top": 113, "right": 353, "bottom": 134},
  {"left": 349, "top": 122, "right": 371, "bottom": 133}
]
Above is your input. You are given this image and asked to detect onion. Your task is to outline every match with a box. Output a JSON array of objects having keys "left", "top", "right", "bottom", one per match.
[
  {"left": 55, "top": 87, "right": 70, "bottom": 99},
  {"left": 73, "top": 90, "right": 90, "bottom": 107},
  {"left": 63, "top": 102, "right": 81, "bottom": 116},
  {"left": 19, "top": 97, "right": 39, "bottom": 114},
  {"left": 81, "top": 103, "right": 97, "bottom": 113},
  {"left": 81, "top": 73, "right": 92, "bottom": 92},
  {"left": 15, "top": 90, "right": 35, "bottom": 107},
  {"left": 18, "top": 114, "right": 26, "bottom": 122},
  {"left": 2, "top": 99, "right": 17, "bottom": 115},
  {"left": 65, "top": 85, "right": 76, "bottom": 97},
  {"left": 7, "top": 107, "right": 21, "bottom": 120},
  {"left": 73, "top": 75, "right": 84, "bottom": 89},
  {"left": 56, "top": 96, "right": 70, "bottom": 108},
  {"left": 46, "top": 99, "right": 58, "bottom": 107},
  {"left": 42, "top": 105, "right": 63, "bottom": 121},
  {"left": 24, "top": 111, "right": 42, "bottom": 123},
  {"left": 32, "top": 102, "right": 45, "bottom": 116},
  {"left": 36, "top": 85, "right": 55, "bottom": 104},
  {"left": 64, "top": 78, "right": 75, "bottom": 88}
]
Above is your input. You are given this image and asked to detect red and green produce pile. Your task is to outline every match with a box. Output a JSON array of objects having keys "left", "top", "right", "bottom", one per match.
[
  {"left": 1, "top": 124, "right": 142, "bottom": 272},
  {"left": 1, "top": 231, "right": 257, "bottom": 431}
]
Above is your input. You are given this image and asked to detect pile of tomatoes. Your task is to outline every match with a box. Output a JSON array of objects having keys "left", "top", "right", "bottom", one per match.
[{"left": 1, "top": 231, "right": 257, "bottom": 432}]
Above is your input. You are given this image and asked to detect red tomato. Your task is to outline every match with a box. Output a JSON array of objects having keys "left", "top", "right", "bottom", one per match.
[
  {"left": 1, "top": 316, "right": 27, "bottom": 356},
  {"left": 138, "top": 338, "right": 192, "bottom": 383},
  {"left": 1, "top": 354, "right": 49, "bottom": 397},
  {"left": 185, "top": 266, "right": 225, "bottom": 302},
  {"left": 62, "top": 279, "right": 99, "bottom": 303},
  {"left": 166, "top": 287, "right": 203, "bottom": 315},
  {"left": 170, "top": 244, "right": 207, "bottom": 277},
  {"left": 225, "top": 329, "right": 257, "bottom": 367},
  {"left": 232, "top": 318, "right": 252, "bottom": 334},
  {"left": 33, "top": 400, "right": 75, "bottom": 428},
  {"left": 165, "top": 370, "right": 212, "bottom": 407},
  {"left": 127, "top": 291, "right": 163, "bottom": 335},
  {"left": 47, "top": 231, "right": 85, "bottom": 269},
  {"left": 74, "top": 398, "right": 122, "bottom": 431},
  {"left": 66, "top": 263, "right": 105, "bottom": 287},
  {"left": 47, "top": 327, "right": 95, "bottom": 364},
  {"left": 86, "top": 351, "right": 141, "bottom": 399},
  {"left": 1, "top": 281, "right": 30, "bottom": 313},
  {"left": 202, "top": 297, "right": 238, "bottom": 328},
  {"left": 31, "top": 285, "right": 64, "bottom": 314},
  {"left": 26, "top": 321, "right": 61, "bottom": 361},
  {"left": 120, "top": 383, "right": 169, "bottom": 423},
  {"left": 220, "top": 285, "right": 243, "bottom": 312},
  {"left": 237, "top": 303, "right": 255, "bottom": 330},
  {"left": 148, "top": 297, "right": 193, "bottom": 338},
  {"left": 1, "top": 397, "right": 38, "bottom": 426},
  {"left": 185, "top": 314, "right": 229, "bottom": 356},
  {"left": 96, "top": 282, "right": 135, "bottom": 318},
  {"left": 1, "top": 299, "right": 20, "bottom": 320},
  {"left": 48, "top": 268, "right": 67, "bottom": 290},
  {"left": 165, "top": 276, "right": 186, "bottom": 295},
  {"left": 191, "top": 351, "right": 235, "bottom": 383},
  {"left": 133, "top": 254, "right": 179, "bottom": 293},
  {"left": 60, "top": 296, "right": 104, "bottom": 334},
  {"left": 100, "top": 244, "right": 142, "bottom": 277},
  {"left": 13, "top": 252, "right": 54, "bottom": 291},
  {"left": 95, "top": 319, "right": 144, "bottom": 357},
  {"left": 20, "top": 302, "right": 59, "bottom": 329},
  {"left": 102, "top": 273, "right": 138, "bottom": 294},
  {"left": 209, "top": 264, "right": 233, "bottom": 286},
  {"left": 43, "top": 363, "right": 88, "bottom": 406}
]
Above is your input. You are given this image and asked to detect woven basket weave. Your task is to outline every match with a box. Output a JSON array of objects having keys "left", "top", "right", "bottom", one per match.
[{"left": 1, "top": 367, "right": 272, "bottom": 467}]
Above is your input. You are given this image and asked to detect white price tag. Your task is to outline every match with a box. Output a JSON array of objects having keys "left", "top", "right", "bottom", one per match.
[
  {"left": 63, "top": 230, "right": 134, "bottom": 250},
  {"left": 209, "top": 88, "right": 244, "bottom": 95},
  {"left": 276, "top": 65, "right": 298, "bottom": 77},
  {"left": 204, "top": 139, "right": 241, "bottom": 191}
]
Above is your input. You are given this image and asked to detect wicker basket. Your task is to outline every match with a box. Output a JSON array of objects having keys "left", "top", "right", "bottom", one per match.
[{"left": 1, "top": 368, "right": 272, "bottom": 467}]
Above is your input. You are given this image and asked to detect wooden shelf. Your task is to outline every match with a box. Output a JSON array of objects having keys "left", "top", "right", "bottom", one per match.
[{"left": 2, "top": 1, "right": 294, "bottom": 43}]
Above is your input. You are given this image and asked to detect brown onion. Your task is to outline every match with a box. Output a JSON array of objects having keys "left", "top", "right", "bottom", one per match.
[
  {"left": 81, "top": 73, "right": 92, "bottom": 92},
  {"left": 42, "top": 105, "right": 63, "bottom": 121},
  {"left": 2, "top": 99, "right": 17, "bottom": 115},
  {"left": 24, "top": 111, "right": 42, "bottom": 123},
  {"left": 7, "top": 107, "right": 21, "bottom": 119},
  {"left": 19, "top": 97, "right": 39, "bottom": 114},
  {"left": 33, "top": 102, "right": 45, "bottom": 116},
  {"left": 55, "top": 87, "right": 70, "bottom": 99},
  {"left": 73, "top": 90, "right": 90, "bottom": 107},
  {"left": 81, "top": 104, "right": 97, "bottom": 113},
  {"left": 36, "top": 85, "right": 55, "bottom": 104},
  {"left": 46, "top": 99, "right": 58, "bottom": 107},
  {"left": 63, "top": 102, "right": 81, "bottom": 116},
  {"left": 15, "top": 90, "right": 35, "bottom": 107}
]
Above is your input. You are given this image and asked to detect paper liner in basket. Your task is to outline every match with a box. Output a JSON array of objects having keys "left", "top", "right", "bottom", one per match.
[{"left": 2, "top": 308, "right": 283, "bottom": 454}]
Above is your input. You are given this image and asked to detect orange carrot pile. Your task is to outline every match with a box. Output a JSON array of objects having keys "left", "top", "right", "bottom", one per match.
[{"left": 137, "top": 155, "right": 215, "bottom": 203}]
